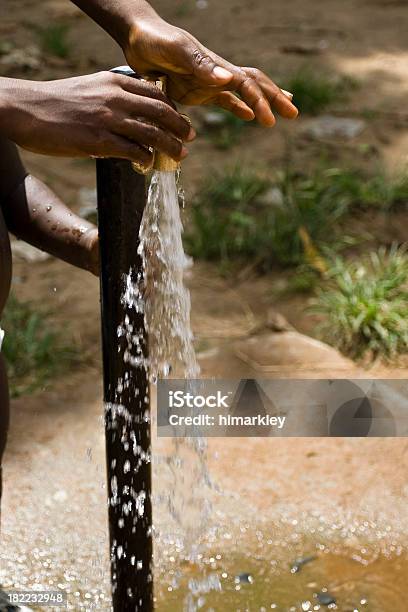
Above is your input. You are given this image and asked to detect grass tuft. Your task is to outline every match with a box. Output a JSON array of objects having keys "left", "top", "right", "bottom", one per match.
[
  {"left": 38, "top": 23, "right": 70, "bottom": 58},
  {"left": 284, "top": 69, "right": 357, "bottom": 115},
  {"left": 204, "top": 109, "right": 249, "bottom": 150},
  {"left": 187, "top": 160, "right": 408, "bottom": 270},
  {"left": 186, "top": 167, "right": 270, "bottom": 263},
  {"left": 2, "top": 294, "right": 78, "bottom": 397},
  {"left": 312, "top": 246, "right": 408, "bottom": 359}
]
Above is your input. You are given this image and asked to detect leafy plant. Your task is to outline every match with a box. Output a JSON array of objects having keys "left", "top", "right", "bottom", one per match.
[
  {"left": 312, "top": 246, "right": 408, "bottom": 359},
  {"left": 2, "top": 294, "right": 78, "bottom": 397},
  {"left": 284, "top": 69, "right": 357, "bottom": 115},
  {"left": 38, "top": 23, "right": 70, "bottom": 58}
]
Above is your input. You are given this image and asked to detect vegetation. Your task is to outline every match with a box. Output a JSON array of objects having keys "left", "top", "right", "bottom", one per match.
[
  {"left": 204, "top": 109, "right": 248, "bottom": 150},
  {"left": 312, "top": 246, "right": 408, "bottom": 359},
  {"left": 38, "top": 23, "right": 71, "bottom": 58},
  {"left": 187, "top": 161, "right": 408, "bottom": 271},
  {"left": 2, "top": 294, "right": 78, "bottom": 397},
  {"left": 284, "top": 69, "right": 357, "bottom": 115},
  {"left": 187, "top": 165, "right": 354, "bottom": 267},
  {"left": 186, "top": 167, "right": 270, "bottom": 264}
]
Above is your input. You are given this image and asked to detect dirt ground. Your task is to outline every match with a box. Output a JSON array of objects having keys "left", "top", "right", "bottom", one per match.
[{"left": 1, "top": 0, "right": 408, "bottom": 609}]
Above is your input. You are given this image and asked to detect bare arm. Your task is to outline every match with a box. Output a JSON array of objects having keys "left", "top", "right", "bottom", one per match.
[
  {"left": 71, "top": 0, "right": 157, "bottom": 48},
  {"left": 71, "top": 0, "right": 298, "bottom": 126},
  {"left": 0, "top": 139, "right": 98, "bottom": 275}
]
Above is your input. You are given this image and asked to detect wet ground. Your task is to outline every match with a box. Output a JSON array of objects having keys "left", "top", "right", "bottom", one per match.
[{"left": 2, "top": 370, "right": 408, "bottom": 610}]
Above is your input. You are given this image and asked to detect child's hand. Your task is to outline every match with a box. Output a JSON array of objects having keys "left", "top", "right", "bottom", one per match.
[{"left": 0, "top": 72, "right": 195, "bottom": 168}]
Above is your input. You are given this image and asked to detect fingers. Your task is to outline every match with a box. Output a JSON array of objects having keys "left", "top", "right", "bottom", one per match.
[
  {"left": 236, "top": 74, "right": 277, "bottom": 126},
  {"left": 114, "top": 73, "right": 175, "bottom": 107},
  {"left": 123, "top": 94, "right": 195, "bottom": 142},
  {"left": 114, "top": 72, "right": 195, "bottom": 138},
  {"left": 104, "top": 134, "right": 154, "bottom": 167},
  {"left": 115, "top": 119, "right": 187, "bottom": 162},
  {"left": 214, "top": 92, "right": 255, "bottom": 121},
  {"left": 177, "top": 33, "right": 234, "bottom": 86},
  {"left": 243, "top": 67, "right": 298, "bottom": 119},
  {"left": 197, "top": 54, "right": 298, "bottom": 125}
]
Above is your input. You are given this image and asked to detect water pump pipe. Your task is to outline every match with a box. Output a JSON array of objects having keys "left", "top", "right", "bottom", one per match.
[
  {"left": 97, "top": 66, "right": 177, "bottom": 612},
  {"left": 97, "top": 155, "right": 153, "bottom": 611}
]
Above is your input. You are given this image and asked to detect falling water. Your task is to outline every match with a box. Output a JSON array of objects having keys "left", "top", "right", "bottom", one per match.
[
  {"left": 115, "top": 167, "right": 214, "bottom": 609},
  {"left": 138, "top": 170, "right": 199, "bottom": 381}
]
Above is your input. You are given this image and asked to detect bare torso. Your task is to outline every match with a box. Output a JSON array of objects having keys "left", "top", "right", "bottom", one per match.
[{"left": 0, "top": 206, "right": 11, "bottom": 317}]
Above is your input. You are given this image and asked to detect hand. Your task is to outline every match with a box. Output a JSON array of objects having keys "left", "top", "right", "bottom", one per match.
[
  {"left": 125, "top": 17, "right": 298, "bottom": 126},
  {"left": 0, "top": 72, "right": 195, "bottom": 166}
]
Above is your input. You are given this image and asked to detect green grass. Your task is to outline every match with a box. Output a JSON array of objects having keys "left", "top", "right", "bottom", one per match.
[
  {"left": 186, "top": 165, "right": 358, "bottom": 268},
  {"left": 38, "top": 23, "right": 70, "bottom": 58},
  {"left": 267, "top": 166, "right": 358, "bottom": 266},
  {"left": 186, "top": 162, "right": 407, "bottom": 270},
  {"left": 284, "top": 69, "right": 357, "bottom": 115},
  {"left": 353, "top": 171, "right": 408, "bottom": 210},
  {"left": 2, "top": 294, "right": 78, "bottom": 397},
  {"left": 174, "top": 0, "right": 194, "bottom": 17},
  {"left": 204, "top": 109, "right": 249, "bottom": 150},
  {"left": 185, "top": 167, "right": 270, "bottom": 264},
  {"left": 312, "top": 246, "right": 408, "bottom": 359}
]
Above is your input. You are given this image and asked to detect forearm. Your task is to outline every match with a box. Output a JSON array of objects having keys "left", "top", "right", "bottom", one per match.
[
  {"left": 70, "top": 0, "right": 159, "bottom": 47},
  {"left": 3, "top": 174, "right": 97, "bottom": 274}
]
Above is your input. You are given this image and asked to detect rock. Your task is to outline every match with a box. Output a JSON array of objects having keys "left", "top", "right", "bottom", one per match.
[
  {"left": 290, "top": 555, "right": 317, "bottom": 573},
  {"left": 235, "top": 573, "right": 254, "bottom": 584},
  {"left": 266, "top": 310, "right": 294, "bottom": 332},
  {"left": 0, "top": 45, "right": 41, "bottom": 74},
  {"left": 303, "top": 115, "right": 366, "bottom": 140},
  {"left": 202, "top": 111, "right": 227, "bottom": 128},
  {"left": 11, "top": 241, "right": 50, "bottom": 263},
  {"left": 234, "top": 331, "right": 354, "bottom": 373},
  {"left": 316, "top": 592, "right": 336, "bottom": 606},
  {"left": 280, "top": 40, "right": 329, "bottom": 55},
  {"left": 258, "top": 187, "right": 284, "bottom": 208}
]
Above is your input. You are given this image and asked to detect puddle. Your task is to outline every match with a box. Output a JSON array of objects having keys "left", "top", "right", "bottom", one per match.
[{"left": 156, "top": 547, "right": 407, "bottom": 611}]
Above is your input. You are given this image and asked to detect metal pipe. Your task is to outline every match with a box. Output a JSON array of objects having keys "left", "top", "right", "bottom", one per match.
[{"left": 97, "top": 80, "right": 153, "bottom": 608}]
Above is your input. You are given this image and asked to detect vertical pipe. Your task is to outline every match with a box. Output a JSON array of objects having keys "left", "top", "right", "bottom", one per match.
[{"left": 97, "top": 159, "right": 153, "bottom": 612}]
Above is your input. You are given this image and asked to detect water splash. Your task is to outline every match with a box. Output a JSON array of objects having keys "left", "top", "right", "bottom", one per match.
[{"left": 138, "top": 170, "right": 199, "bottom": 381}]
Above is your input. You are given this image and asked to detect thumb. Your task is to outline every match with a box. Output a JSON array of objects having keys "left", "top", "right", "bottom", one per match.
[{"left": 184, "top": 41, "right": 234, "bottom": 85}]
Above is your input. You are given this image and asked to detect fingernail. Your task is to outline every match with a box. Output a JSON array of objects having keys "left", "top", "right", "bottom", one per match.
[
  {"left": 186, "top": 127, "right": 196, "bottom": 142},
  {"left": 281, "top": 88, "right": 294, "bottom": 100},
  {"left": 213, "top": 66, "right": 234, "bottom": 81}
]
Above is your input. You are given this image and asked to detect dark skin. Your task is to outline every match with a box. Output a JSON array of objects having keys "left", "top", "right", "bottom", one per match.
[
  {"left": 0, "top": 137, "right": 99, "bottom": 470},
  {"left": 0, "top": 3, "right": 297, "bottom": 170},
  {"left": 0, "top": 74, "right": 195, "bottom": 168},
  {"left": 72, "top": 0, "right": 298, "bottom": 126}
]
